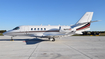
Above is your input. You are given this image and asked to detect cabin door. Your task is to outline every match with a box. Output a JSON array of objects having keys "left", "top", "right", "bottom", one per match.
[{"left": 24, "top": 26, "right": 29, "bottom": 35}]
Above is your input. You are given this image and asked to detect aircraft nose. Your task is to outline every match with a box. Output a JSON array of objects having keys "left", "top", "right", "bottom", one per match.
[
  {"left": 3, "top": 31, "right": 10, "bottom": 36},
  {"left": 3, "top": 30, "right": 13, "bottom": 36},
  {"left": 3, "top": 32, "right": 7, "bottom": 36}
]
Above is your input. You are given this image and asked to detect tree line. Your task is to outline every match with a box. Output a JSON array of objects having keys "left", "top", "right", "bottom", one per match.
[{"left": 0, "top": 30, "right": 6, "bottom": 33}]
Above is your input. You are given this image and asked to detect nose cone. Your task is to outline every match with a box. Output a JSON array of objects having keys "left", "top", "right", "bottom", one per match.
[
  {"left": 3, "top": 30, "right": 12, "bottom": 36},
  {"left": 3, "top": 32, "right": 8, "bottom": 36}
]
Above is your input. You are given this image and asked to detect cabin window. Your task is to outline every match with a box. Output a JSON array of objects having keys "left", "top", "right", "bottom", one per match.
[
  {"left": 13, "top": 27, "right": 20, "bottom": 30},
  {"left": 34, "top": 28, "right": 36, "bottom": 30},
  {"left": 44, "top": 28, "right": 46, "bottom": 30},
  {"left": 41, "top": 28, "right": 43, "bottom": 30},
  {"left": 37, "top": 28, "right": 39, "bottom": 30},
  {"left": 31, "top": 28, "right": 33, "bottom": 30}
]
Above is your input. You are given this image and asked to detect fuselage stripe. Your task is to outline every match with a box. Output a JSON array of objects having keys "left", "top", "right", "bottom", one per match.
[{"left": 76, "top": 23, "right": 90, "bottom": 31}]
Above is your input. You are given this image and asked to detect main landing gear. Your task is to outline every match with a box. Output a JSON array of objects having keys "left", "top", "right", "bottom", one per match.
[{"left": 48, "top": 38, "right": 55, "bottom": 42}]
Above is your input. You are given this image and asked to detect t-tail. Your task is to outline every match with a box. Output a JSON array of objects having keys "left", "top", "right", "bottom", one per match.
[{"left": 71, "top": 12, "right": 94, "bottom": 34}]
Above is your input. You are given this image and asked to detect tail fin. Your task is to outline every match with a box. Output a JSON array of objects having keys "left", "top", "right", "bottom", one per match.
[
  {"left": 76, "top": 12, "right": 93, "bottom": 24},
  {"left": 71, "top": 12, "right": 94, "bottom": 33}
]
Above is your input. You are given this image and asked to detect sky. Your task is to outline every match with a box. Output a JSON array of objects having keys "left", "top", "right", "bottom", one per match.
[{"left": 0, "top": 0, "right": 105, "bottom": 31}]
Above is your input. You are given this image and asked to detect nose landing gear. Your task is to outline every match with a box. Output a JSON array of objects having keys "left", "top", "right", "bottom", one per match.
[{"left": 10, "top": 36, "right": 14, "bottom": 41}]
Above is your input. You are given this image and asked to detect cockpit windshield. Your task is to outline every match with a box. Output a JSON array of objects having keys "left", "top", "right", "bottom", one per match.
[{"left": 13, "top": 27, "right": 20, "bottom": 30}]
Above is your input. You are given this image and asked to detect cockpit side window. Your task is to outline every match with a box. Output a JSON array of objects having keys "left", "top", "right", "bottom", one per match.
[{"left": 13, "top": 27, "right": 20, "bottom": 30}]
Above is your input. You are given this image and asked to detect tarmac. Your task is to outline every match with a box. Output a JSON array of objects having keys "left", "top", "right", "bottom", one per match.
[{"left": 0, "top": 36, "right": 105, "bottom": 59}]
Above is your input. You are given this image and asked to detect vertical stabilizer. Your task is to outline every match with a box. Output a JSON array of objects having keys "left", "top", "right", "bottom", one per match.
[{"left": 76, "top": 12, "right": 93, "bottom": 24}]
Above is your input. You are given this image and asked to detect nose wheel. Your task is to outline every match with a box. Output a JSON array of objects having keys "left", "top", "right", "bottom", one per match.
[
  {"left": 48, "top": 38, "right": 55, "bottom": 42},
  {"left": 10, "top": 37, "right": 14, "bottom": 41}
]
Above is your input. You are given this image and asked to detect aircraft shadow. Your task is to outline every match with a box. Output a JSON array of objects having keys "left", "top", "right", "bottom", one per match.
[
  {"left": 0, "top": 38, "right": 49, "bottom": 45},
  {"left": 25, "top": 38, "right": 49, "bottom": 45}
]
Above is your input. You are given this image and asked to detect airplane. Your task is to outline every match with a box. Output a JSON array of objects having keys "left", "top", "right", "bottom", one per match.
[{"left": 3, "top": 12, "right": 99, "bottom": 41}]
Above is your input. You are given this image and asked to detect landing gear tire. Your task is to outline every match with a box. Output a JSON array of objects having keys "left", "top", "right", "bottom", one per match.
[
  {"left": 52, "top": 38, "right": 55, "bottom": 42},
  {"left": 49, "top": 38, "right": 55, "bottom": 42}
]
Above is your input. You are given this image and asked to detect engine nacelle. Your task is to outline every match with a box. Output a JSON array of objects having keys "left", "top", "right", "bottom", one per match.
[{"left": 59, "top": 26, "right": 75, "bottom": 33}]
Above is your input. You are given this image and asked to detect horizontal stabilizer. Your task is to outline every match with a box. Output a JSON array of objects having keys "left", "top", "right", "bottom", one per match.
[
  {"left": 75, "top": 20, "right": 101, "bottom": 25},
  {"left": 90, "top": 20, "right": 101, "bottom": 23}
]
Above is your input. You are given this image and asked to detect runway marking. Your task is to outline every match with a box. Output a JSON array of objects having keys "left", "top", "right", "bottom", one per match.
[{"left": 63, "top": 43, "right": 93, "bottom": 59}]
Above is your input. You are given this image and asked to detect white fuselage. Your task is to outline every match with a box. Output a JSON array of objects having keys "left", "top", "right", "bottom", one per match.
[{"left": 3, "top": 25, "right": 72, "bottom": 37}]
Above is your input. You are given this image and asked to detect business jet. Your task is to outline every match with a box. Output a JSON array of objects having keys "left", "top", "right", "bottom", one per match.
[{"left": 3, "top": 12, "right": 99, "bottom": 41}]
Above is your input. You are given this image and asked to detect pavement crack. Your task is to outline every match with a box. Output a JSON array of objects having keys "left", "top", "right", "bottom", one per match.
[
  {"left": 28, "top": 44, "right": 39, "bottom": 59},
  {"left": 64, "top": 43, "right": 93, "bottom": 59}
]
